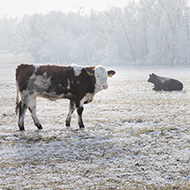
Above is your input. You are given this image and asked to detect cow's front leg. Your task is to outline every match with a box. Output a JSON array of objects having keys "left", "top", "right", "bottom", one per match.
[
  {"left": 18, "top": 100, "right": 27, "bottom": 130},
  {"left": 77, "top": 107, "right": 85, "bottom": 128},
  {"left": 65, "top": 101, "right": 76, "bottom": 127}
]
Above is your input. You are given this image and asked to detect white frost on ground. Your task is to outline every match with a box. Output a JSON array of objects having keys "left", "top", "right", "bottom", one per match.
[{"left": 0, "top": 63, "right": 190, "bottom": 189}]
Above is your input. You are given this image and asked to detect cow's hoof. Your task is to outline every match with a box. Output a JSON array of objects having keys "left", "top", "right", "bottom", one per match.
[
  {"left": 38, "top": 126, "right": 43, "bottom": 130},
  {"left": 18, "top": 123, "right": 25, "bottom": 130},
  {"left": 19, "top": 127, "right": 25, "bottom": 131},
  {"left": 36, "top": 123, "right": 43, "bottom": 129},
  {"left": 66, "top": 122, "right": 70, "bottom": 127},
  {"left": 79, "top": 124, "right": 85, "bottom": 129}
]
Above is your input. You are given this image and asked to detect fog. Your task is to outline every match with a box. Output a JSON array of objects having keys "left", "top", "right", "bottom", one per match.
[
  {"left": 0, "top": 0, "right": 190, "bottom": 66},
  {"left": 1, "top": 1, "right": 190, "bottom": 189}
]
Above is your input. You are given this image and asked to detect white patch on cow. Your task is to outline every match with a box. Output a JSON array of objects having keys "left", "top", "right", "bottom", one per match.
[
  {"left": 67, "top": 79, "right": 71, "bottom": 90},
  {"left": 72, "top": 64, "right": 83, "bottom": 76},
  {"left": 29, "top": 73, "right": 51, "bottom": 90},
  {"left": 20, "top": 90, "right": 38, "bottom": 107},
  {"left": 33, "top": 64, "right": 40, "bottom": 72},
  {"left": 94, "top": 65, "right": 108, "bottom": 93},
  {"left": 80, "top": 93, "right": 94, "bottom": 107}
]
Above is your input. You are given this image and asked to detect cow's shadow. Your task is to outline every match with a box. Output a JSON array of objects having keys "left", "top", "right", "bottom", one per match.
[{"left": 12, "top": 127, "right": 113, "bottom": 165}]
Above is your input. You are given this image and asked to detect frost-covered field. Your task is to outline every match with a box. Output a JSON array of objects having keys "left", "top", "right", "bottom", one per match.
[{"left": 0, "top": 62, "right": 190, "bottom": 189}]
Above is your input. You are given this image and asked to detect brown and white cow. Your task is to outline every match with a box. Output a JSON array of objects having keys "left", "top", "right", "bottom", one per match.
[{"left": 15, "top": 64, "right": 115, "bottom": 130}]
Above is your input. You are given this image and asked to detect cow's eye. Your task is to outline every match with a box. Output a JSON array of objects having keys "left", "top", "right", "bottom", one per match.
[{"left": 96, "top": 75, "right": 99, "bottom": 78}]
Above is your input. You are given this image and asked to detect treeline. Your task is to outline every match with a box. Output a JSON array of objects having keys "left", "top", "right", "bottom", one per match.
[{"left": 0, "top": 0, "right": 190, "bottom": 65}]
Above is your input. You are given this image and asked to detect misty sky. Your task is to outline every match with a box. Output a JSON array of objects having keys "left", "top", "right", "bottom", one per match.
[{"left": 0, "top": 0, "right": 132, "bottom": 18}]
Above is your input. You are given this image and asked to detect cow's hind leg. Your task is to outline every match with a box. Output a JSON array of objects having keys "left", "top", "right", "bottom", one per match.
[
  {"left": 65, "top": 101, "right": 75, "bottom": 127},
  {"left": 18, "top": 100, "right": 27, "bottom": 130},
  {"left": 28, "top": 97, "right": 43, "bottom": 129},
  {"left": 77, "top": 107, "right": 85, "bottom": 128}
]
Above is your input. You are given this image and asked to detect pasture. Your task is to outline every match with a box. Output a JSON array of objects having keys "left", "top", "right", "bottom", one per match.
[{"left": 0, "top": 60, "right": 190, "bottom": 189}]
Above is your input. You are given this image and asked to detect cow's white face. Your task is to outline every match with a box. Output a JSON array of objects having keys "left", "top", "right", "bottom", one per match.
[{"left": 94, "top": 65, "right": 108, "bottom": 91}]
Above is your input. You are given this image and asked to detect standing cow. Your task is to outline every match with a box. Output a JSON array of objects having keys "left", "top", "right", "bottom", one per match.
[
  {"left": 148, "top": 73, "right": 183, "bottom": 91},
  {"left": 15, "top": 64, "right": 115, "bottom": 130}
]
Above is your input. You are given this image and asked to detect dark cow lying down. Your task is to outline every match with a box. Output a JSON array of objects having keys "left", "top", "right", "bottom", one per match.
[
  {"left": 16, "top": 64, "right": 115, "bottom": 130},
  {"left": 148, "top": 73, "right": 183, "bottom": 91}
]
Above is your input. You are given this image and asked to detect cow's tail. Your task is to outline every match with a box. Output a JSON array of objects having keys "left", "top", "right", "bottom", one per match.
[{"left": 15, "top": 81, "right": 20, "bottom": 115}]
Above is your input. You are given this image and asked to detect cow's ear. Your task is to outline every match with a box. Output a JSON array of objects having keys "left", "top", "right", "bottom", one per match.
[
  {"left": 108, "top": 70, "right": 116, "bottom": 77},
  {"left": 85, "top": 67, "right": 95, "bottom": 76}
]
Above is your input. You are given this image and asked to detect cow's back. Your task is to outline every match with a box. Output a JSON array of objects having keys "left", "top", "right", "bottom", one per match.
[
  {"left": 164, "top": 79, "right": 183, "bottom": 91},
  {"left": 35, "top": 65, "right": 74, "bottom": 87},
  {"left": 35, "top": 65, "right": 73, "bottom": 77}
]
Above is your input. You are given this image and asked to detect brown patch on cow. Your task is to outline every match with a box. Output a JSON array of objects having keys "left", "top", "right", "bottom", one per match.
[
  {"left": 85, "top": 66, "right": 95, "bottom": 76},
  {"left": 16, "top": 64, "right": 35, "bottom": 91},
  {"left": 73, "top": 68, "right": 96, "bottom": 107},
  {"left": 108, "top": 70, "right": 116, "bottom": 77},
  {"left": 35, "top": 65, "right": 75, "bottom": 95},
  {"left": 35, "top": 65, "right": 73, "bottom": 77}
]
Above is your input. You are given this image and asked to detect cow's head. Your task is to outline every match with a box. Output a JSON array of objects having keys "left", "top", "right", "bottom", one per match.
[
  {"left": 148, "top": 73, "right": 157, "bottom": 83},
  {"left": 86, "top": 65, "right": 116, "bottom": 91}
]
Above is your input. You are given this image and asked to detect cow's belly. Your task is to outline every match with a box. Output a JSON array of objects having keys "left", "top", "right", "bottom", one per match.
[
  {"left": 39, "top": 91, "right": 75, "bottom": 101},
  {"left": 22, "top": 89, "right": 75, "bottom": 101}
]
